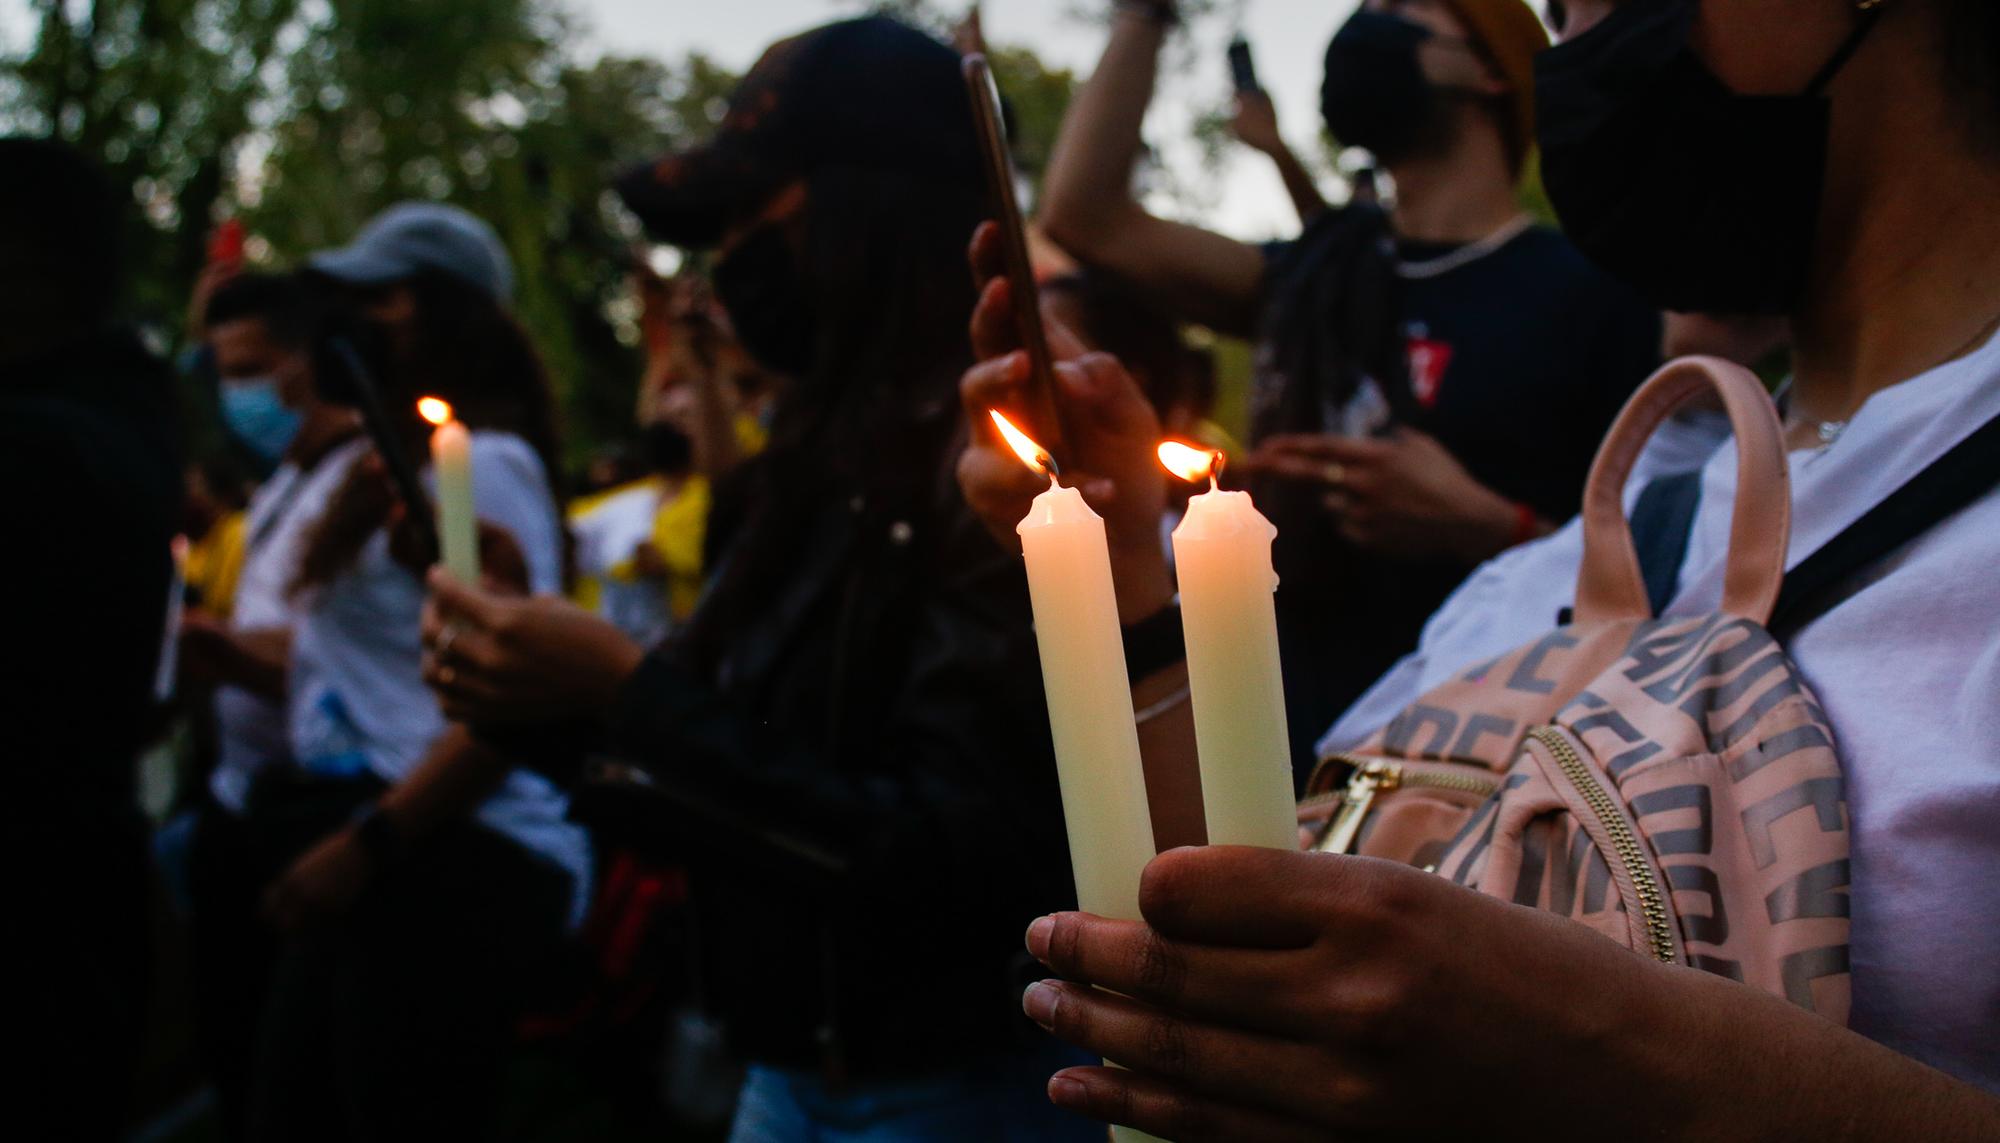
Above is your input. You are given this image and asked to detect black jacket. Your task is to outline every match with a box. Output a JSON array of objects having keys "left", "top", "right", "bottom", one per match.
[
  {"left": 2, "top": 328, "right": 181, "bottom": 823},
  {"left": 606, "top": 414, "right": 1076, "bottom": 1081}
]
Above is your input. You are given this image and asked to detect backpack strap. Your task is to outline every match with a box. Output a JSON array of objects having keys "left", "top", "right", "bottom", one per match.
[
  {"left": 1575, "top": 358, "right": 1791, "bottom": 627},
  {"left": 1768, "top": 407, "right": 2000, "bottom": 639},
  {"left": 1618, "top": 407, "right": 2000, "bottom": 639}
]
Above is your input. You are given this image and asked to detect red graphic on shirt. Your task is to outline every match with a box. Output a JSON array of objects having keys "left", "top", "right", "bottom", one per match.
[{"left": 1407, "top": 334, "right": 1454, "bottom": 409}]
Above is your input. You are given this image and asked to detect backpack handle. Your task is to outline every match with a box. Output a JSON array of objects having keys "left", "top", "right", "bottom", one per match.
[{"left": 1574, "top": 357, "right": 1791, "bottom": 626}]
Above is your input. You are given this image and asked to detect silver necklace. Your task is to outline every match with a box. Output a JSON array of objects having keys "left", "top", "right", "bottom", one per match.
[{"left": 1396, "top": 214, "right": 1535, "bottom": 280}]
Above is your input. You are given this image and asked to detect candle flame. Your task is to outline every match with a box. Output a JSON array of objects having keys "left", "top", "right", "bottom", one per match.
[
  {"left": 989, "top": 409, "right": 1054, "bottom": 477},
  {"left": 416, "top": 396, "right": 454, "bottom": 427},
  {"left": 1157, "top": 441, "right": 1222, "bottom": 485}
]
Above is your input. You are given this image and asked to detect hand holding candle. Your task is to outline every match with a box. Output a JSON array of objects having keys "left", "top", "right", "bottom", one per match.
[
  {"left": 418, "top": 396, "right": 479, "bottom": 584},
  {"left": 1160, "top": 442, "right": 1297, "bottom": 850}
]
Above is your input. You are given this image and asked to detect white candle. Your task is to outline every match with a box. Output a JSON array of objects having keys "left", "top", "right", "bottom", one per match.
[
  {"left": 420, "top": 397, "right": 479, "bottom": 584},
  {"left": 998, "top": 412, "right": 1168, "bottom": 1143},
  {"left": 1161, "top": 443, "right": 1296, "bottom": 849},
  {"left": 995, "top": 412, "right": 1158, "bottom": 918}
]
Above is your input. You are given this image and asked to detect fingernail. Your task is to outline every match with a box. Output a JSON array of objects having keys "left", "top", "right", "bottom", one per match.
[
  {"left": 1026, "top": 915, "right": 1054, "bottom": 961},
  {"left": 1048, "top": 1074, "right": 1088, "bottom": 1108},
  {"left": 1021, "top": 980, "right": 1060, "bottom": 1030},
  {"left": 1082, "top": 479, "right": 1115, "bottom": 503}
]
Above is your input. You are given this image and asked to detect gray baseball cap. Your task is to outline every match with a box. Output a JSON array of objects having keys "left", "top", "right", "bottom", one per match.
[{"left": 308, "top": 201, "right": 514, "bottom": 304}]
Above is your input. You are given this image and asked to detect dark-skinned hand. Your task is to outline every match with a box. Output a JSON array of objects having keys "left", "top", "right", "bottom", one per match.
[
  {"left": 1017, "top": 846, "right": 1991, "bottom": 1142},
  {"left": 957, "top": 220, "right": 1174, "bottom": 621},
  {"left": 420, "top": 569, "right": 645, "bottom": 726}
]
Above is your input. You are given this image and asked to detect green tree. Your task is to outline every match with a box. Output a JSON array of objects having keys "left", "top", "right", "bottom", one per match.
[
  {"left": 2, "top": 0, "right": 741, "bottom": 470},
  {"left": 3, "top": 0, "right": 304, "bottom": 320}
]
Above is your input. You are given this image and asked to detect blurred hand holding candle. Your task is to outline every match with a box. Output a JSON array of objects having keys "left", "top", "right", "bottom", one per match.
[
  {"left": 1159, "top": 442, "right": 1296, "bottom": 850},
  {"left": 418, "top": 396, "right": 478, "bottom": 584},
  {"left": 991, "top": 409, "right": 1158, "bottom": 918}
]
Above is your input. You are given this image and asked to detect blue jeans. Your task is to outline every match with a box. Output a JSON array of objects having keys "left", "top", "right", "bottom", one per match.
[{"left": 727, "top": 1040, "right": 1104, "bottom": 1143}]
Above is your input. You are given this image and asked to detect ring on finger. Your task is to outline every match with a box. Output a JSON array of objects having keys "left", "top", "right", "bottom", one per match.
[
  {"left": 434, "top": 622, "right": 461, "bottom": 663},
  {"left": 436, "top": 662, "right": 458, "bottom": 687},
  {"left": 1321, "top": 462, "right": 1346, "bottom": 487}
]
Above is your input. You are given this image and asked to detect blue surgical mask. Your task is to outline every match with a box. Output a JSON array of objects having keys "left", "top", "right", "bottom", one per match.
[{"left": 219, "top": 377, "right": 303, "bottom": 466}]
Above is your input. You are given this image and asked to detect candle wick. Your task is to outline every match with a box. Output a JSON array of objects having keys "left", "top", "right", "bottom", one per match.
[
  {"left": 1209, "top": 451, "right": 1227, "bottom": 490},
  {"left": 1040, "top": 451, "right": 1063, "bottom": 483}
]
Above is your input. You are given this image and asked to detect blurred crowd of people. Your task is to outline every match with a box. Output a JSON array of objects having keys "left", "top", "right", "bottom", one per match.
[{"left": 8, "top": 0, "right": 2000, "bottom": 1140}]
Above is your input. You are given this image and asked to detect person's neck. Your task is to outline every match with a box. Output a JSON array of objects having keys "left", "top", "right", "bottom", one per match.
[
  {"left": 1789, "top": 47, "right": 2000, "bottom": 427},
  {"left": 287, "top": 406, "right": 362, "bottom": 469},
  {"left": 1386, "top": 124, "right": 1521, "bottom": 245}
]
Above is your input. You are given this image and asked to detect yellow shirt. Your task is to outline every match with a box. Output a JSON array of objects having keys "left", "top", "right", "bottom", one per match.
[
  {"left": 185, "top": 511, "right": 247, "bottom": 618},
  {"left": 648, "top": 475, "right": 711, "bottom": 621}
]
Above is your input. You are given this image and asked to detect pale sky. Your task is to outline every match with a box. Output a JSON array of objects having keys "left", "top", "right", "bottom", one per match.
[
  {"left": 568, "top": 0, "right": 1364, "bottom": 241},
  {"left": 0, "top": 0, "right": 1374, "bottom": 240}
]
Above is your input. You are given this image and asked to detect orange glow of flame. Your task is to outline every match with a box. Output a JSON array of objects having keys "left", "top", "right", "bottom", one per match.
[
  {"left": 1157, "top": 441, "right": 1222, "bottom": 484},
  {"left": 989, "top": 409, "right": 1053, "bottom": 477},
  {"left": 416, "top": 396, "right": 454, "bottom": 427}
]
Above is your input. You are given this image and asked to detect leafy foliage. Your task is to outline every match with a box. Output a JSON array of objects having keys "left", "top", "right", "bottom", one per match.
[{"left": 2, "top": 0, "right": 739, "bottom": 470}]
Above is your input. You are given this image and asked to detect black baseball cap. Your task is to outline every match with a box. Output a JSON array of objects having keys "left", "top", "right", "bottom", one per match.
[{"left": 616, "top": 16, "right": 982, "bottom": 250}]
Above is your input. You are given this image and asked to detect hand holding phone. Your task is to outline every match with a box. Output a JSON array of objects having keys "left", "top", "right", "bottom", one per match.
[
  {"left": 1227, "top": 38, "right": 1261, "bottom": 94},
  {"left": 962, "top": 53, "right": 1069, "bottom": 466}
]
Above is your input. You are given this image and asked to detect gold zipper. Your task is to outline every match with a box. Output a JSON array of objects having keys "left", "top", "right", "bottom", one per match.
[
  {"left": 1310, "top": 759, "right": 1499, "bottom": 856},
  {"left": 1526, "top": 726, "right": 1678, "bottom": 964}
]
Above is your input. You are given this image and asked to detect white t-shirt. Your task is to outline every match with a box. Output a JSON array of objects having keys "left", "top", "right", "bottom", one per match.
[
  {"left": 288, "top": 430, "right": 590, "bottom": 919},
  {"left": 1323, "top": 334, "right": 2000, "bottom": 1090},
  {"left": 210, "top": 436, "right": 369, "bottom": 813}
]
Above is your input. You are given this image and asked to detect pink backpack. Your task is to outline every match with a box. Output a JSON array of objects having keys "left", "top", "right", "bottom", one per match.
[{"left": 1302, "top": 358, "right": 1852, "bottom": 1021}]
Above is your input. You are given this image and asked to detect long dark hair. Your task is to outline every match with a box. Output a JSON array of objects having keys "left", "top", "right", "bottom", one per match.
[
  {"left": 679, "top": 165, "right": 983, "bottom": 669},
  {"left": 293, "top": 270, "right": 564, "bottom": 593}
]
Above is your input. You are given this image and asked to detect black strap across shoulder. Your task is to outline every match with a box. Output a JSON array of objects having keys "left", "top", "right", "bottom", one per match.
[
  {"left": 1768, "top": 409, "right": 2000, "bottom": 638},
  {"left": 1629, "top": 408, "right": 2000, "bottom": 640}
]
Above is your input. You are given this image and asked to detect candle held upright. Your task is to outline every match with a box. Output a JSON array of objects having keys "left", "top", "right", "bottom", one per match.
[
  {"left": 993, "top": 410, "right": 1158, "bottom": 919},
  {"left": 418, "top": 396, "right": 479, "bottom": 584},
  {"left": 1159, "top": 443, "right": 1296, "bottom": 850}
]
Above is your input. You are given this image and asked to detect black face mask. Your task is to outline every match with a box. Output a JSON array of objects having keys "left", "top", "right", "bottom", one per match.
[
  {"left": 1321, "top": 11, "right": 1452, "bottom": 166},
  {"left": 712, "top": 222, "right": 815, "bottom": 376},
  {"left": 1535, "top": 0, "right": 1885, "bottom": 314}
]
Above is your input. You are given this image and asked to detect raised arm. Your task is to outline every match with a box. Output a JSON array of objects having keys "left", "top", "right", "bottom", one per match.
[
  {"left": 1230, "top": 89, "right": 1329, "bottom": 227},
  {"left": 1039, "top": 3, "right": 1266, "bottom": 336}
]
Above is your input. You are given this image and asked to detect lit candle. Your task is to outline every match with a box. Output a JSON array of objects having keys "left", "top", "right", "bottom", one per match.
[
  {"left": 998, "top": 411, "right": 1167, "bottom": 1143},
  {"left": 993, "top": 410, "right": 1157, "bottom": 918},
  {"left": 1159, "top": 442, "right": 1295, "bottom": 849},
  {"left": 418, "top": 396, "right": 478, "bottom": 583}
]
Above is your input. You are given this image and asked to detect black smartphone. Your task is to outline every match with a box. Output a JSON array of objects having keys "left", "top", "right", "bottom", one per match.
[
  {"left": 1228, "top": 38, "right": 1260, "bottom": 94},
  {"left": 307, "top": 304, "right": 439, "bottom": 562},
  {"left": 962, "top": 52, "right": 1068, "bottom": 467}
]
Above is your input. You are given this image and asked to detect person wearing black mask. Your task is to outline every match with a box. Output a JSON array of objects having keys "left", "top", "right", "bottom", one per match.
[
  {"left": 953, "top": 0, "right": 2000, "bottom": 1136},
  {"left": 1039, "top": 0, "right": 1663, "bottom": 779},
  {"left": 418, "top": 18, "right": 1102, "bottom": 1141}
]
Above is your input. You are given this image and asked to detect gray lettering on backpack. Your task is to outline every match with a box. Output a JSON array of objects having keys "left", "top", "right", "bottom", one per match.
[
  {"left": 1505, "top": 629, "right": 1581, "bottom": 695},
  {"left": 1779, "top": 945, "right": 1851, "bottom": 1012},
  {"left": 1765, "top": 859, "right": 1851, "bottom": 923},
  {"left": 1632, "top": 784, "right": 1713, "bottom": 857},
  {"left": 1741, "top": 778, "right": 1847, "bottom": 870},
  {"left": 1663, "top": 862, "right": 1729, "bottom": 946}
]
